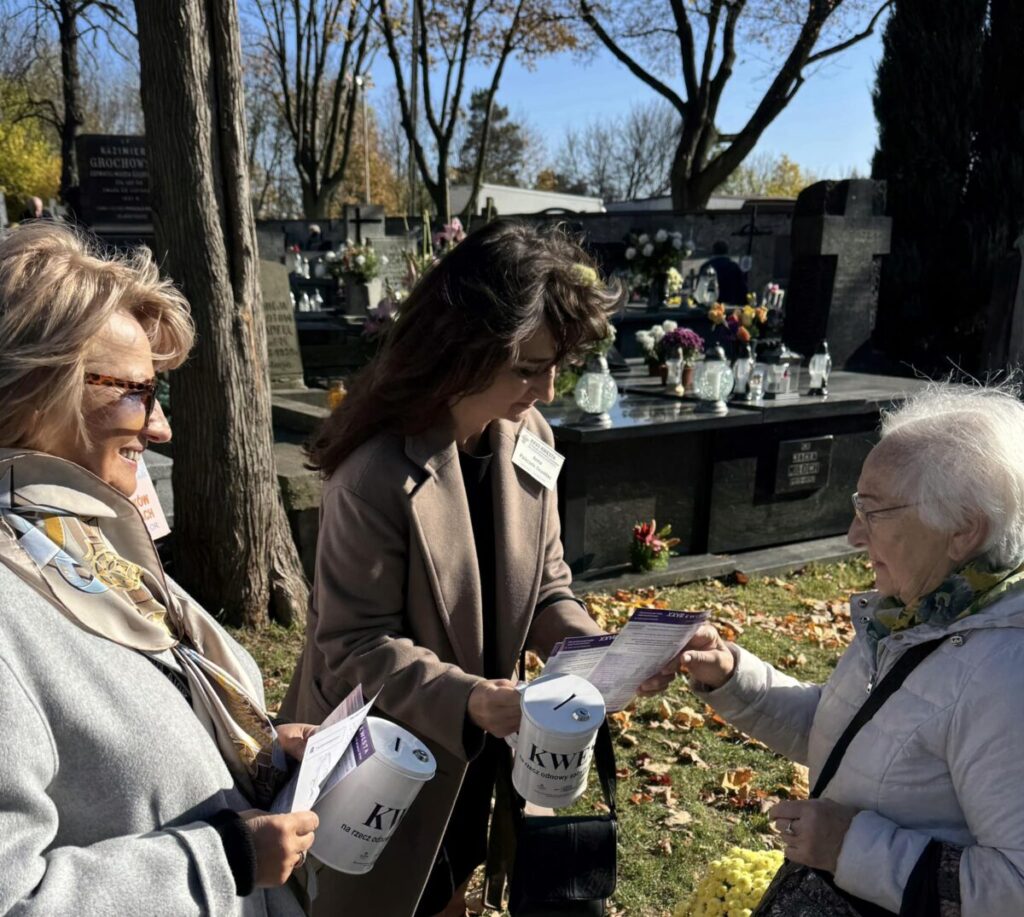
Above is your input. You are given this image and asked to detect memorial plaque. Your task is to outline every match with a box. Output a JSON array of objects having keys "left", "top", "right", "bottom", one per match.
[
  {"left": 259, "top": 259, "right": 305, "bottom": 389},
  {"left": 774, "top": 436, "right": 833, "bottom": 495},
  {"left": 76, "top": 134, "right": 151, "bottom": 228}
]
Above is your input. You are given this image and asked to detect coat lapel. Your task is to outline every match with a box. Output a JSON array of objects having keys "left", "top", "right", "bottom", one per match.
[
  {"left": 405, "top": 428, "right": 485, "bottom": 676},
  {"left": 490, "top": 420, "right": 546, "bottom": 678}
]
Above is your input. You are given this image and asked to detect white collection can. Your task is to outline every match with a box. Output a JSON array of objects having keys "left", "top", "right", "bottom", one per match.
[
  {"left": 511, "top": 674, "right": 606, "bottom": 808},
  {"left": 311, "top": 716, "right": 436, "bottom": 874}
]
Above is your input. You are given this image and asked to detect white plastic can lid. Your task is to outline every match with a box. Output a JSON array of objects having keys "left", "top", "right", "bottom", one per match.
[
  {"left": 521, "top": 674, "right": 605, "bottom": 739},
  {"left": 366, "top": 716, "right": 436, "bottom": 781}
]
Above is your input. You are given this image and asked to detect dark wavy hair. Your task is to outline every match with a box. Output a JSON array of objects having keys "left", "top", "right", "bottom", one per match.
[{"left": 308, "top": 219, "right": 622, "bottom": 476}]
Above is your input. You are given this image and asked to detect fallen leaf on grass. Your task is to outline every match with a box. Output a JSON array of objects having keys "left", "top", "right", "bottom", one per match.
[
  {"left": 629, "top": 792, "right": 654, "bottom": 805},
  {"left": 640, "top": 761, "right": 673, "bottom": 777},
  {"left": 618, "top": 734, "right": 639, "bottom": 748},
  {"left": 778, "top": 652, "right": 808, "bottom": 669},
  {"left": 656, "top": 837, "right": 673, "bottom": 857},
  {"left": 657, "top": 698, "right": 673, "bottom": 720},
  {"left": 592, "top": 801, "right": 611, "bottom": 814},
  {"left": 721, "top": 767, "right": 756, "bottom": 792},
  {"left": 673, "top": 706, "right": 706, "bottom": 729},
  {"left": 609, "top": 710, "right": 632, "bottom": 731},
  {"left": 734, "top": 571, "right": 750, "bottom": 585},
  {"left": 663, "top": 808, "right": 693, "bottom": 829},
  {"left": 677, "top": 746, "right": 710, "bottom": 769}
]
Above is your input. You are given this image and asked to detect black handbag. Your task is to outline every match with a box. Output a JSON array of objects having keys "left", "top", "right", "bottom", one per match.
[
  {"left": 497, "top": 719, "right": 618, "bottom": 916},
  {"left": 753, "top": 637, "right": 946, "bottom": 917}
]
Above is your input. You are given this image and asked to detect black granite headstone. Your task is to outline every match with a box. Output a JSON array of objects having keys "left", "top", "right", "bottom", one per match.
[
  {"left": 76, "top": 134, "right": 152, "bottom": 230},
  {"left": 784, "top": 180, "right": 891, "bottom": 368},
  {"left": 981, "top": 242, "right": 1024, "bottom": 373}
]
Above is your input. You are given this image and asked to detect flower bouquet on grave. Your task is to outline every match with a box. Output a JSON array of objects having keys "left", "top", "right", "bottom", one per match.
[
  {"left": 657, "top": 327, "right": 705, "bottom": 365},
  {"left": 629, "top": 519, "right": 679, "bottom": 572},
  {"left": 624, "top": 229, "right": 693, "bottom": 309},
  {"left": 327, "top": 239, "right": 385, "bottom": 284}
]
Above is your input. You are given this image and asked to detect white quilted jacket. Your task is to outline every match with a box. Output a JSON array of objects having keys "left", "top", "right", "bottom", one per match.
[{"left": 699, "top": 589, "right": 1024, "bottom": 916}]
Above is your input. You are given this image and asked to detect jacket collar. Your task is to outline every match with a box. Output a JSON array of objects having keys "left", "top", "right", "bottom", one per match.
[{"left": 0, "top": 448, "right": 167, "bottom": 601}]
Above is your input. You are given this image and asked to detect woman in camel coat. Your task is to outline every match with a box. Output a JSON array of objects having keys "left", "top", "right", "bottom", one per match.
[{"left": 282, "top": 220, "right": 679, "bottom": 916}]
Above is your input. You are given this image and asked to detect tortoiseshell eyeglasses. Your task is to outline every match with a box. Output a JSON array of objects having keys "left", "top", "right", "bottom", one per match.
[{"left": 83, "top": 373, "right": 159, "bottom": 427}]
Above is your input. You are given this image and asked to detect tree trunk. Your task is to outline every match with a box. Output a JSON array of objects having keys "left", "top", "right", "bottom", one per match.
[
  {"left": 135, "top": 0, "right": 308, "bottom": 629},
  {"left": 57, "top": 0, "right": 83, "bottom": 207}
]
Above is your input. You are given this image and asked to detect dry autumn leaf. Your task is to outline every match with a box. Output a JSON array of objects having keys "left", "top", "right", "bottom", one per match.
[
  {"left": 658, "top": 698, "right": 673, "bottom": 720},
  {"left": 677, "top": 746, "right": 710, "bottom": 769},
  {"left": 663, "top": 808, "right": 693, "bottom": 829},
  {"left": 721, "top": 767, "right": 756, "bottom": 793},
  {"left": 673, "top": 706, "right": 705, "bottom": 729},
  {"left": 640, "top": 761, "right": 673, "bottom": 777},
  {"left": 656, "top": 837, "right": 673, "bottom": 857}
]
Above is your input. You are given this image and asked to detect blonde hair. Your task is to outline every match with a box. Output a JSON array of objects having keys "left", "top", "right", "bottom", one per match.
[{"left": 0, "top": 221, "right": 195, "bottom": 449}]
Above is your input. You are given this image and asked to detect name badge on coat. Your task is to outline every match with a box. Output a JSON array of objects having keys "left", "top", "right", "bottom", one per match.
[{"left": 511, "top": 428, "right": 564, "bottom": 491}]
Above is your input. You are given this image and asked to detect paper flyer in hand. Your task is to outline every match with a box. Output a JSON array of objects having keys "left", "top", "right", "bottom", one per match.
[
  {"left": 542, "top": 608, "right": 708, "bottom": 711},
  {"left": 271, "top": 684, "right": 377, "bottom": 814}
]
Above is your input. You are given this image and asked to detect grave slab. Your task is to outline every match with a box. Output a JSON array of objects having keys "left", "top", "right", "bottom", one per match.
[{"left": 259, "top": 259, "right": 306, "bottom": 390}]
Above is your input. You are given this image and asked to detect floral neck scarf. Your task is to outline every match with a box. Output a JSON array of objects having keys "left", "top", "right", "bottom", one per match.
[
  {"left": 867, "top": 558, "right": 1024, "bottom": 650},
  {"left": 0, "top": 455, "right": 285, "bottom": 807}
]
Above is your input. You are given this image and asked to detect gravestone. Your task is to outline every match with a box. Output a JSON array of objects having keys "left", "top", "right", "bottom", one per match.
[
  {"left": 343, "top": 204, "right": 385, "bottom": 243},
  {"left": 75, "top": 134, "right": 152, "bottom": 231},
  {"left": 783, "top": 180, "right": 891, "bottom": 367},
  {"left": 0, "top": 192, "right": 8, "bottom": 230},
  {"left": 259, "top": 259, "right": 305, "bottom": 390}
]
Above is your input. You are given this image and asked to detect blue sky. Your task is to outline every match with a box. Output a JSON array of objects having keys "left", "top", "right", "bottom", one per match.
[{"left": 368, "top": 18, "right": 885, "bottom": 179}]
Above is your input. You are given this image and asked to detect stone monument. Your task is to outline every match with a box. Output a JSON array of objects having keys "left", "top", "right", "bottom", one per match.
[
  {"left": 259, "top": 259, "right": 305, "bottom": 390},
  {"left": 783, "top": 180, "right": 892, "bottom": 368}
]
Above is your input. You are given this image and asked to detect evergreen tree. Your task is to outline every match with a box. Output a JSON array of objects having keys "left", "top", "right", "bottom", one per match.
[
  {"left": 871, "top": 0, "right": 988, "bottom": 369},
  {"left": 454, "top": 89, "right": 530, "bottom": 188},
  {"left": 964, "top": 0, "right": 1024, "bottom": 315}
]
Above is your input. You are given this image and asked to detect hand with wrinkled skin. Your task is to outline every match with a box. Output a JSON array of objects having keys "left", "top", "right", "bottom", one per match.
[
  {"left": 769, "top": 798, "right": 859, "bottom": 874},
  {"left": 679, "top": 623, "right": 736, "bottom": 689}
]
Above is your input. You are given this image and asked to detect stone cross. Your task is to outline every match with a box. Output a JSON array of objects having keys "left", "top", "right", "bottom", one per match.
[
  {"left": 259, "top": 259, "right": 305, "bottom": 391},
  {"left": 783, "top": 180, "right": 892, "bottom": 367},
  {"left": 344, "top": 204, "right": 385, "bottom": 243}
]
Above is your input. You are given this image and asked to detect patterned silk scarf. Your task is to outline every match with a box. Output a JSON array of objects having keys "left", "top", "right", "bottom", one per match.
[
  {"left": 867, "top": 558, "right": 1024, "bottom": 650},
  {"left": 0, "top": 457, "right": 285, "bottom": 807}
]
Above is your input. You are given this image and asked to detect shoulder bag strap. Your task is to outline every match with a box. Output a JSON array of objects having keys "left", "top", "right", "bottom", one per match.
[
  {"left": 593, "top": 720, "right": 617, "bottom": 818},
  {"left": 811, "top": 637, "right": 945, "bottom": 799}
]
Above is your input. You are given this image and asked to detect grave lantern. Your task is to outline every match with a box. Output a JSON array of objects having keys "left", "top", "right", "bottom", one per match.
[
  {"left": 573, "top": 353, "right": 618, "bottom": 426},
  {"left": 694, "top": 264, "right": 718, "bottom": 307},
  {"left": 731, "top": 340, "right": 756, "bottom": 398},
  {"left": 753, "top": 342, "right": 803, "bottom": 400},
  {"left": 808, "top": 341, "right": 832, "bottom": 397},
  {"left": 695, "top": 345, "right": 734, "bottom": 414}
]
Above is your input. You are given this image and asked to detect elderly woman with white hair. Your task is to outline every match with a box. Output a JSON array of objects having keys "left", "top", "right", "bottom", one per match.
[
  {"left": 0, "top": 222, "right": 319, "bottom": 914},
  {"left": 684, "top": 385, "right": 1024, "bottom": 916}
]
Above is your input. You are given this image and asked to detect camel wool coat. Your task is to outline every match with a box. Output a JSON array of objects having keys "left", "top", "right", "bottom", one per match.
[{"left": 280, "top": 410, "right": 599, "bottom": 916}]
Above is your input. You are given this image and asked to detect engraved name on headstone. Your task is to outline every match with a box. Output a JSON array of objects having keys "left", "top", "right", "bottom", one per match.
[{"left": 259, "top": 259, "right": 305, "bottom": 390}]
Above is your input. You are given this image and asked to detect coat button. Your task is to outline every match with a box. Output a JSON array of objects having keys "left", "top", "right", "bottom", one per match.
[
  {"left": 858, "top": 598, "right": 869, "bottom": 607},
  {"left": 860, "top": 616, "right": 871, "bottom": 624},
  {"left": 950, "top": 634, "right": 964, "bottom": 647}
]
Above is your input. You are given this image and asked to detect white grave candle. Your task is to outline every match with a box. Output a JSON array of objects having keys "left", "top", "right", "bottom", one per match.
[
  {"left": 512, "top": 674, "right": 606, "bottom": 808},
  {"left": 311, "top": 716, "right": 436, "bottom": 874}
]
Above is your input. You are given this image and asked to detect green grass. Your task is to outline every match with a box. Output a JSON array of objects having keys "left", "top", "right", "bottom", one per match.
[{"left": 232, "top": 556, "right": 875, "bottom": 916}]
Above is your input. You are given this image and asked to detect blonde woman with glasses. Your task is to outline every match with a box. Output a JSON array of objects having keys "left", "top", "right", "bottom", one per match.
[{"left": 0, "top": 222, "right": 318, "bottom": 915}]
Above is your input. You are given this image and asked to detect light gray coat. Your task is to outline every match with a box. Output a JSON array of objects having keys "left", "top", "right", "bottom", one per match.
[
  {"left": 0, "top": 563, "right": 305, "bottom": 917},
  {"left": 699, "top": 589, "right": 1024, "bottom": 915}
]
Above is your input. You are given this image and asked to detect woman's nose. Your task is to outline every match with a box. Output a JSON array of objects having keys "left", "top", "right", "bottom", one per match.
[
  {"left": 533, "top": 366, "right": 557, "bottom": 404},
  {"left": 145, "top": 399, "right": 172, "bottom": 444}
]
